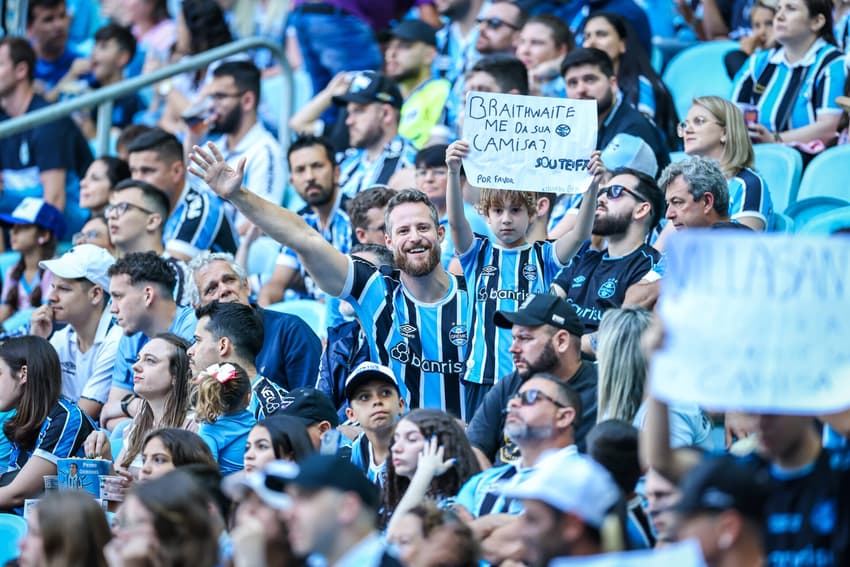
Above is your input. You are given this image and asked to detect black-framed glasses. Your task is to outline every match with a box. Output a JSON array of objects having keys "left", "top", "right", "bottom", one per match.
[
  {"left": 104, "top": 202, "right": 156, "bottom": 218},
  {"left": 72, "top": 229, "right": 103, "bottom": 244},
  {"left": 510, "top": 388, "right": 565, "bottom": 408},
  {"left": 476, "top": 17, "right": 520, "bottom": 30},
  {"left": 599, "top": 184, "right": 647, "bottom": 203}
]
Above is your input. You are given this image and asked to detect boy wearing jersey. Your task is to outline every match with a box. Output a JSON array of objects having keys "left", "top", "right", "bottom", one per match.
[
  {"left": 445, "top": 141, "right": 602, "bottom": 408},
  {"left": 345, "top": 362, "right": 405, "bottom": 487}
]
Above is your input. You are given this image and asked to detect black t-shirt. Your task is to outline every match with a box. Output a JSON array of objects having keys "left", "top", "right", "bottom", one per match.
[
  {"left": 552, "top": 242, "right": 661, "bottom": 334},
  {"left": 465, "top": 362, "right": 598, "bottom": 465},
  {"left": 739, "top": 448, "right": 850, "bottom": 566},
  {"left": 598, "top": 95, "right": 670, "bottom": 172}
]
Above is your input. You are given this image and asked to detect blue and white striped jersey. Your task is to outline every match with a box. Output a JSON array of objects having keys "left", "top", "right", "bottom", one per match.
[
  {"left": 459, "top": 235, "right": 565, "bottom": 386},
  {"left": 728, "top": 167, "right": 773, "bottom": 228},
  {"left": 340, "top": 258, "right": 471, "bottom": 420}
]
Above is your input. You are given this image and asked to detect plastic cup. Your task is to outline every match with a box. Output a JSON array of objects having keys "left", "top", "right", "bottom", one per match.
[{"left": 43, "top": 475, "right": 58, "bottom": 492}]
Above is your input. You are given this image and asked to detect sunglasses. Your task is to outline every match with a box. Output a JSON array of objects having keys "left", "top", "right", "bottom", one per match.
[
  {"left": 510, "top": 388, "right": 565, "bottom": 408},
  {"left": 599, "top": 184, "right": 647, "bottom": 202},
  {"left": 476, "top": 17, "right": 520, "bottom": 30}
]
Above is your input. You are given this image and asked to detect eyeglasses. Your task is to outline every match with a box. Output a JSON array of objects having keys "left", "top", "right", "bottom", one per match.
[
  {"left": 676, "top": 116, "right": 721, "bottom": 136},
  {"left": 599, "top": 184, "right": 647, "bottom": 202},
  {"left": 510, "top": 388, "right": 566, "bottom": 408},
  {"left": 476, "top": 17, "right": 520, "bottom": 30},
  {"left": 104, "top": 202, "right": 156, "bottom": 218},
  {"left": 72, "top": 229, "right": 103, "bottom": 244},
  {"left": 415, "top": 167, "right": 448, "bottom": 177},
  {"left": 364, "top": 224, "right": 386, "bottom": 233},
  {"left": 208, "top": 91, "right": 244, "bottom": 102}
]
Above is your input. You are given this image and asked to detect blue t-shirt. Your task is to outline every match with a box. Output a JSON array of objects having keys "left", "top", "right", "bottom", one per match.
[
  {"left": 34, "top": 49, "right": 78, "bottom": 91},
  {"left": 256, "top": 307, "right": 322, "bottom": 391},
  {"left": 459, "top": 235, "right": 565, "bottom": 385},
  {"left": 111, "top": 305, "right": 198, "bottom": 391},
  {"left": 198, "top": 409, "right": 256, "bottom": 476},
  {"left": 339, "top": 258, "right": 471, "bottom": 419}
]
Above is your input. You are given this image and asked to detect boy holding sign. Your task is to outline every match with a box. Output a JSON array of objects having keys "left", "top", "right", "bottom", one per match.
[{"left": 445, "top": 140, "right": 602, "bottom": 405}]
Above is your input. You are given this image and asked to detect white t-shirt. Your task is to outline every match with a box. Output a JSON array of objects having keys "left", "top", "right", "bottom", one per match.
[{"left": 51, "top": 308, "right": 122, "bottom": 404}]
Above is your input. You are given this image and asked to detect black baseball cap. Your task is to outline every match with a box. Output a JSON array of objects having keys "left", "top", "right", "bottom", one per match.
[
  {"left": 283, "top": 454, "right": 381, "bottom": 511},
  {"left": 674, "top": 456, "right": 770, "bottom": 523},
  {"left": 280, "top": 388, "right": 339, "bottom": 427},
  {"left": 332, "top": 71, "right": 403, "bottom": 109},
  {"left": 381, "top": 19, "right": 438, "bottom": 47},
  {"left": 494, "top": 294, "right": 584, "bottom": 336}
]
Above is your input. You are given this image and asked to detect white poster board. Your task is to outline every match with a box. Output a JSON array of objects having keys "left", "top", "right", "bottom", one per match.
[
  {"left": 651, "top": 232, "right": 850, "bottom": 414},
  {"left": 550, "top": 540, "right": 706, "bottom": 566},
  {"left": 461, "top": 91, "right": 597, "bottom": 194}
]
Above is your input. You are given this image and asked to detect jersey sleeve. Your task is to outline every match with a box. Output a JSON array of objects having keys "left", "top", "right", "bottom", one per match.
[
  {"left": 813, "top": 53, "right": 846, "bottom": 115},
  {"left": 164, "top": 191, "right": 223, "bottom": 257},
  {"left": 458, "top": 234, "right": 487, "bottom": 275},
  {"left": 32, "top": 405, "right": 91, "bottom": 464}
]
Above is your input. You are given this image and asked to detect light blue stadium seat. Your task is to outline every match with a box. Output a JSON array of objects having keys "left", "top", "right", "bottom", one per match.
[
  {"left": 785, "top": 196, "right": 850, "bottom": 229},
  {"left": 796, "top": 205, "right": 850, "bottom": 234},
  {"left": 669, "top": 151, "right": 689, "bottom": 163},
  {"left": 266, "top": 299, "right": 327, "bottom": 339},
  {"left": 259, "top": 69, "right": 314, "bottom": 136},
  {"left": 662, "top": 40, "right": 739, "bottom": 119},
  {"left": 753, "top": 144, "right": 803, "bottom": 213},
  {"left": 0, "top": 513, "right": 27, "bottom": 564},
  {"left": 794, "top": 144, "right": 850, "bottom": 203},
  {"left": 771, "top": 212, "right": 794, "bottom": 233},
  {"left": 246, "top": 236, "right": 282, "bottom": 290}
]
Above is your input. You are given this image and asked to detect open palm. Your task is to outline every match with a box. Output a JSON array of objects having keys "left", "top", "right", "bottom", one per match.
[{"left": 188, "top": 142, "right": 245, "bottom": 200}]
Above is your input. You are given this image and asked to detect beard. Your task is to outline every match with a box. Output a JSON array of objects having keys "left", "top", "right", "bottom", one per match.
[
  {"left": 301, "top": 183, "right": 336, "bottom": 207},
  {"left": 351, "top": 123, "right": 385, "bottom": 150},
  {"left": 597, "top": 88, "right": 615, "bottom": 116},
  {"left": 592, "top": 208, "right": 632, "bottom": 236},
  {"left": 389, "top": 65, "right": 421, "bottom": 84},
  {"left": 505, "top": 419, "right": 555, "bottom": 443},
  {"left": 517, "top": 340, "right": 559, "bottom": 379},
  {"left": 394, "top": 243, "right": 441, "bottom": 277},
  {"left": 209, "top": 105, "right": 241, "bottom": 135}
]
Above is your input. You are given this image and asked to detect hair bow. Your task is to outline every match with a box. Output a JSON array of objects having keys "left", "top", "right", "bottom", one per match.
[{"left": 199, "top": 362, "right": 237, "bottom": 384}]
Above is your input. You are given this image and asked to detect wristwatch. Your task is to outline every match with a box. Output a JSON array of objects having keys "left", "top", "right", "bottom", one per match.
[{"left": 120, "top": 394, "right": 137, "bottom": 418}]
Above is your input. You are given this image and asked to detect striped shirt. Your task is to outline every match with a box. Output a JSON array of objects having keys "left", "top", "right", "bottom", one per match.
[
  {"left": 349, "top": 433, "right": 387, "bottom": 487},
  {"left": 249, "top": 375, "right": 289, "bottom": 420},
  {"left": 728, "top": 167, "right": 773, "bottom": 227},
  {"left": 9, "top": 398, "right": 96, "bottom": 470},
  {"left": 164, "top": 183, "right": 238, "bottom": 258},
  {"left": 731, "top": 39, "right": 845, "bottom": 133},
  {"left": 459, "top": 235, "right": 565, "bottom": 386},
  {"left": 337, "top": 136, "right": 418, "bottom": 197},
  {"left": 339, "top": 258, "right": 471, "bottom": 419}
]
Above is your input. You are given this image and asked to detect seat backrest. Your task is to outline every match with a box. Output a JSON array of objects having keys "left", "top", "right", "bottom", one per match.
[
  {"left": 796, "top": 145, "right": 850, "bottom": 202},
  {"left": 785, "top": 196, "right": 850, "bottom": 228},
  {"left": 797, "top": 205, "right": 850, "bottom": 234},
  {"left": 0, "top": 513, "right": 27, "bottom": 564},
  {"left": 771, "top": 211, "right": 794, "bottom": 233},
  {"left": 753, "top": 144, "right": 803, "bottom": 213},
  {"left": 267, "top": 299, "right": 327, "bottom": 339},
  {"left": 662, "top": 40, "right": 739, "bottom": 119}
]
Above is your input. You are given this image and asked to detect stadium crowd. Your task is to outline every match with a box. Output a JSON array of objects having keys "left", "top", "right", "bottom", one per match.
[{"left": 0, "top": 0, "right": 848, "bottom": 565}]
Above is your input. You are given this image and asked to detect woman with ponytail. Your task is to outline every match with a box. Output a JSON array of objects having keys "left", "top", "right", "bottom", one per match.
[{"left": 194, "top": 362, "right": 255, "bottom": 475}]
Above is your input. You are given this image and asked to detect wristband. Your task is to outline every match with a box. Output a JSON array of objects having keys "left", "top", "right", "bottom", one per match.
[
  {"left": 120, "top": 394, "right": 136, "bottom": 418},
  {"left": 773, "top": 131, "right": 783, "bottom": 143}
]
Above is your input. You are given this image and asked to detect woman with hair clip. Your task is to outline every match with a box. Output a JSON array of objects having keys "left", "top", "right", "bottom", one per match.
[
  {"left": 382, "top": 409, "right": 481, "bottom": 530},
  {"left": 243, "top": 415, "right": 315, "bottom": 473},
  {"left": 137, "top": 427, "right": 218, "bottom": 481},
  {"left": 596, "top": 307, "right": 713, "bottom": 450},
  {"left": 84, "top": 333, "right": 196, "bottom": 486},
  {"left": 18, "top": 490, "right": 111, "bottom": 567},
  {"left": 732, "top": 0, "right": 846, "bottom": 146},
  {"left": 107, "top": 470, "right": 219, "bottom": 567},
  {"left": 581, "top": 12, "right": 680, "bottom": 149},
  {"left": 0, "top": 336, "right": 96, "bottom": 510},
  {"left": 193, "top": 362, "right": 255, "bottom": 475}
]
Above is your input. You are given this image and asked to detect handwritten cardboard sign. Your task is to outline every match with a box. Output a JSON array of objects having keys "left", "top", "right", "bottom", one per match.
[
  {"left": 462, "top": 91, "right": 597, "bottom": 194},
  {"left": 651, "top": 232, "right": 850, "bottom": 414}
]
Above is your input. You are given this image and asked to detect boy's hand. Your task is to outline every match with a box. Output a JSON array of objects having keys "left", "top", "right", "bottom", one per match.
[
  {"left": 588, "top": 150, "right": 606, "bottom": 184},
  {"left": 445, "top": 140, "right": 469, "bottom": 174}
]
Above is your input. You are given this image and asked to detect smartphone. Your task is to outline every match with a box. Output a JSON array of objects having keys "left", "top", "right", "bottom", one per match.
[{"left": 739, "top": 103, "right": 759, "bottom": 127}]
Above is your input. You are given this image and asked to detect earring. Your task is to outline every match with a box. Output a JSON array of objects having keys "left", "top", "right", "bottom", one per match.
[{"left": 720, "top": 137, "right": 726, "bottom": 144}]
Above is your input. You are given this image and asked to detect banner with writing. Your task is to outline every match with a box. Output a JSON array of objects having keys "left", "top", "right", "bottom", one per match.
[
  {"left": 462, "top": 91, "right": 597, "bottom": 194},
  {"left": 651, "top": 232, "right": 850, "bottom": 414},
  {"left": 550, "top": 541, "right": 706, "bottom": 566}
]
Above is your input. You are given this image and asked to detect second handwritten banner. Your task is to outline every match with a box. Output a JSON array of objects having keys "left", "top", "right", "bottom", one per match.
[{"left": 462, "top": 91, "right": 597, "bottom": 194}]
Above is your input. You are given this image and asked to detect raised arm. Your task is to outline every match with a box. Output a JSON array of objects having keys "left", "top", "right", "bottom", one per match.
[
  {"left": 189, "top": 143, "right": 350, "bottom": 296},
  {"left": 553, "top": 151, "right": 602, "bottom": 264},
  {"left": 445, "top": 141, "right": 475, "bottom": 256}
]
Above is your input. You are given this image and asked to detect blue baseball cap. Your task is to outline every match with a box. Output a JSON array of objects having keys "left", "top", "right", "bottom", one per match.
[{"left": 0, "top": 197, "right": 66, "bottom": 239}]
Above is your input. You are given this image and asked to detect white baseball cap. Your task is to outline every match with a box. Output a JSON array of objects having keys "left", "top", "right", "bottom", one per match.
[
  {"left": 502, "top": 453, "right": 621, "bottom": 528},
  {"left": 221, "top": 460, "right": 296, "bottom": 511},
  {"left": 601, "top": 133, "right": 659, "bottom": 178},
  {"left": 40, "top": 244, "right": 116, "bottom": 291}
]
